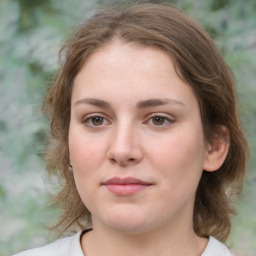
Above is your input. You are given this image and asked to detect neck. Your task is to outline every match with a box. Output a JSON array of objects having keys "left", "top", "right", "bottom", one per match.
[{"left": 81, "top": 216, "right": 208, "bottom": 256}]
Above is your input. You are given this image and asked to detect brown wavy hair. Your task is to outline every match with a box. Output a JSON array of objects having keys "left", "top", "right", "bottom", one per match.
[{"left": 42, "top": 2, "right": 249, "bottom": 241}]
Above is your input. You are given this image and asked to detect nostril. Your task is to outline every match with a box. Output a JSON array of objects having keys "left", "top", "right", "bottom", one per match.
[
  {"left": 109, "top": 156, "right": 136, "bottom": 165},
  {"left": 110, "top": 158, "right": 117, "bottom": 164}
]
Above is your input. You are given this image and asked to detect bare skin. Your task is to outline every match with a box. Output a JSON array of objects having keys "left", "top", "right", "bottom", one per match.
[
  {"left": 81, "top": 217, "right": 209, "bottom": 256},
  {"left": 69, "top": 40, "right": 229, "bottom": 256}
]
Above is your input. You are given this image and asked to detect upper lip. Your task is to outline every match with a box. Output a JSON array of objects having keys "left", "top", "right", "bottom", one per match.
[{"left": 102, "top": 177, "right": 152, "bottom": 185}]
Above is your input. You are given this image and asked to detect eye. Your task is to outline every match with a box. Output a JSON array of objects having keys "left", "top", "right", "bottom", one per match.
[
  {"left": 83, "top": 114, "right": 110, "bottom": 127},
  {"left": 146, "top": 114, "right": 174, "bottom": 127},
  {"left": 152, "top": 116, "right": 166, "bottom": 125},
  {"left": 91, "top": 116, "right": 104, "bottom": 126}
]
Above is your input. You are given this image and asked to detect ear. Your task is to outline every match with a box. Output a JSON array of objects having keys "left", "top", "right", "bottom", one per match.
[{"left": 203, "top": 126, "right": 230, "bottom": 172}]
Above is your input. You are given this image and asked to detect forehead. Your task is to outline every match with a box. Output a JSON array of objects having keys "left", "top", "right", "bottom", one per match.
[
  {"left": 79, "top": 40, "right": 174, "bottom": 76},
  {"left": 72, "top": 41, "right": 198, "bottom": 110},
  {"left": 74, "top": 41, "right": 175, "bottom": 88}
]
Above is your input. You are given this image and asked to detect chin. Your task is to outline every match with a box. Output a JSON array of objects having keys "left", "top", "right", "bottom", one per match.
[
  {"left": 101, "top": 212, "right": 155, "bottom": 234},
  {"left": 107, "top": 223, "right": 151, "bottom": 234}
]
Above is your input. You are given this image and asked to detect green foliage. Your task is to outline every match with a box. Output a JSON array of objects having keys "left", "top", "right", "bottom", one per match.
[
  {"left": 210, "top": 0, "right": 229, "bottom": 11},
  {"left": 1, "top": 0, "right": 255, "bottom": 255}
]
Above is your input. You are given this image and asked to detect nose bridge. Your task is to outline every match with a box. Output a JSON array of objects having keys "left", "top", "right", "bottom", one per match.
[{"left": 107, "top": 117, "right": 142, "bottom": 165}]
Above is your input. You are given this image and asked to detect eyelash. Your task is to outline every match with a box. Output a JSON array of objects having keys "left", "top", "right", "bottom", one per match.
[
  {"left": 145, "top": 114, "right": 174, "bottom": 127},
  {"left": 82, "top": 113, "right": 174, "bottom": 128},
  {"left": 82, "top": 113, "right": 110, "bottom": 127}
]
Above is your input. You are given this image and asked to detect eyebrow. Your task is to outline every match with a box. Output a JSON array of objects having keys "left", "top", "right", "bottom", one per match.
[
  {"left": 136, "top": 98, "right": 184, "bottom": 108},
  {"left": 74, "top": 98, "right": 111, "bottom": 108},
  {"left": 74, "top": 98, "right": 184, "bottom": 108}
]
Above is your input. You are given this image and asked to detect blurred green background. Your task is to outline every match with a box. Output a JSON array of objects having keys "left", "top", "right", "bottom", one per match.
[{"left": 0, "top": 0, "right": 255, "bottom": 255}]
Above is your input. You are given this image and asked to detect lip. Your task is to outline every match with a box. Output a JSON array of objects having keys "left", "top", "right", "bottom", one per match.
[{"left": 102, "top": 177, "right": 152, "bottom": 196}]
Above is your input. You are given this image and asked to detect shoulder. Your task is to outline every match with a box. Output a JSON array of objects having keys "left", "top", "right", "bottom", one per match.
[
  {"left": 12, "top": 232, "right": 84, "bottom": 256},
  {"left": 202, "top": 236, "right": 232, "bottom": 256}
]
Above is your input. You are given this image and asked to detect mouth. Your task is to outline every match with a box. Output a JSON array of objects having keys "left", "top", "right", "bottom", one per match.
[{"left": 102, "top": 177, "right": 152, "bottom": 196}]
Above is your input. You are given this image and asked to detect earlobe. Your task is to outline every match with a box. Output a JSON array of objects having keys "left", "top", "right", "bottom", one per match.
[{"left": 203, "top": 126, "right": 230, "bottom": 172}]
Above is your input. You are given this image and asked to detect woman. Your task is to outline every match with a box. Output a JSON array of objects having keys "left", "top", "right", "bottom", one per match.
[{"left": 14, "top": 2, "right": 249, "bottom": 256}]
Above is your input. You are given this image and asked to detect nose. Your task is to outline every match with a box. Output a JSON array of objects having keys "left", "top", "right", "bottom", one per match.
[{"left": 107, "top": 124, "right": 143, "bottom": 166}]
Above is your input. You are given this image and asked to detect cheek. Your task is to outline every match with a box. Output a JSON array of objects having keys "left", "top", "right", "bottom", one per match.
[
  {"left": 148, "top": 129, "right": 206, "bottom": 177},
  {"left": 69, "top": 130, "right": 107, "bottom": 173},
  {"left": 68, "top": 131, "right": 105, "bottom": 205},
  {"left": 152, "top": 135, "right": 205, "bottom": 206}
]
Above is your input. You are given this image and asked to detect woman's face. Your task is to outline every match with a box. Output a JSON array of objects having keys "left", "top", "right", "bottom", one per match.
[{"left": 69, "top": 41, "right": 210, "bottom": 234}]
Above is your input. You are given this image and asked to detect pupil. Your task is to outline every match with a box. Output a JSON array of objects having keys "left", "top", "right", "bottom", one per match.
[
  {"left": 153, "top": 117, "right": 164, "bottom": 125},
  {"left": 92, "top": 117, "right": 103, "bottom": 125}
]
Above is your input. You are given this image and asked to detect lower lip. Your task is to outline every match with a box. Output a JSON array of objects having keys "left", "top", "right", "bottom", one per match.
[{"left": 104, "top": 184, "right": 150, "bottom": 196}]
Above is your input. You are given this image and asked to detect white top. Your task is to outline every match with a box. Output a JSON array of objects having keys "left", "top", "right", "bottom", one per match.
[{"left": 12, "top": 231, "right": 232, "bottom": 256}]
